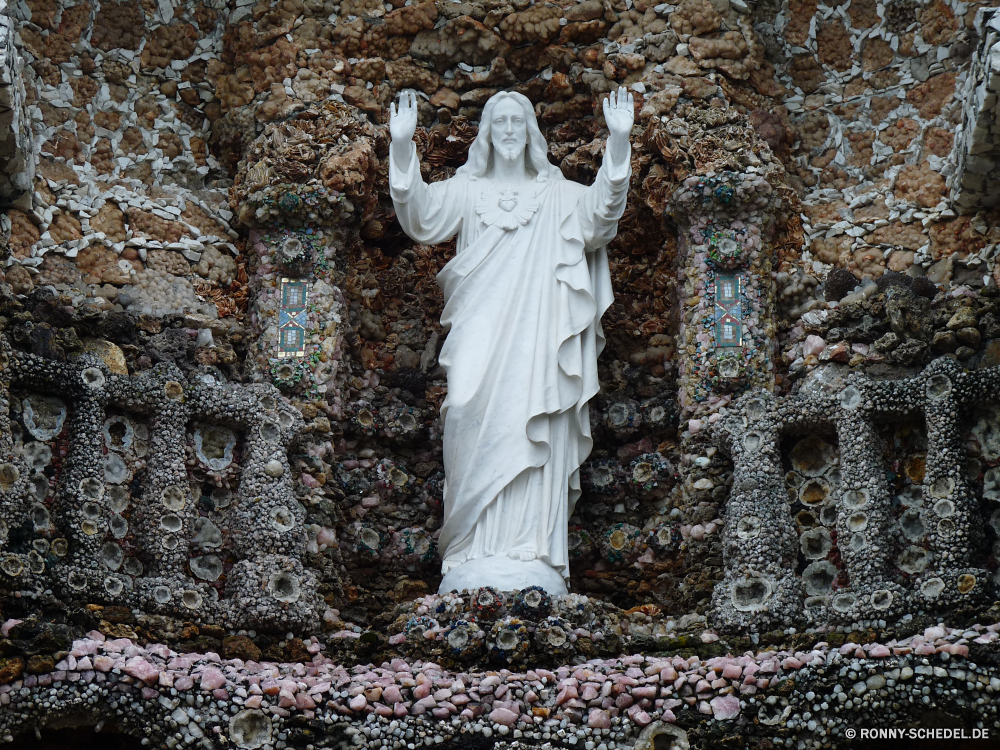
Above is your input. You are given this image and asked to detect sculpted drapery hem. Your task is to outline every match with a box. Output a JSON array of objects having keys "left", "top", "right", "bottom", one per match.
[{"left": 389, "top": 141, "right": 630, "bottom": 580}]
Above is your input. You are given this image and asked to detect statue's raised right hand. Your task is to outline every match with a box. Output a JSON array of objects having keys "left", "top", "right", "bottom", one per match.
[{"left": 390, "top": 90, "right": 418, "bottom": 146}]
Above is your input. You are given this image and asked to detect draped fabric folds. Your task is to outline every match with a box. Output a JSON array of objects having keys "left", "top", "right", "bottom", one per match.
[{"left": 389, "top": 142, "right": 630, "bottom": 581}]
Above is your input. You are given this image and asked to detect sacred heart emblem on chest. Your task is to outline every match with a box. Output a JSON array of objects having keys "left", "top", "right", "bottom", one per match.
[{"left": 476, "top": 183, "right": 541, "bottom": 231}]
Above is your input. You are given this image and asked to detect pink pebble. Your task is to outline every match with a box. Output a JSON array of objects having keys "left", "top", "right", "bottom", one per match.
[
  {"left": 413, "top": 682, "right": 432, "bottom": 699},
  {"left": 588, "top": 709, "right": 611, "bottom": 729},
  {"left": 803, "top": 335, "right": 826, "bottom": 357},
  {"left": 722, "top": 664, "right": 742, "bottom": 679},
  {"left": 175, "top": 676, "right": 194, "bottom": 691},
  {"left": 245, "top": 695, "right": 263, "bottom": 709},
  {"left": 490, "top": 707, "right": 519, "bottom": 727},
  {"left": 123, "top": 657, "right": 160, "bottom": 684},
  {"left": 869, "top": 644, "right": 891, "bottom": 658},
  {"left": 297, "top": 693, "right": 317, "bottom": 710},
  {"left": 93, "top": 656, "right": 114, "bottom": 672},
  {"left": 350, "top": 695, "right": 368, "bottom": 712},
  {"left": 200, "top": 667, "right": 226, "bottom": 691}
]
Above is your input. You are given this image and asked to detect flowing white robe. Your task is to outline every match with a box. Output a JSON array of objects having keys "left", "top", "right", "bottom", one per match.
[{"left": 389, "top": 141, "right": 630, "bottom": 582}]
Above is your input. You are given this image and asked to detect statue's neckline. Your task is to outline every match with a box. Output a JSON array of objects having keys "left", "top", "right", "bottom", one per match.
[{"left": 475, "top": 182, "right": 542, "bottom": 231}]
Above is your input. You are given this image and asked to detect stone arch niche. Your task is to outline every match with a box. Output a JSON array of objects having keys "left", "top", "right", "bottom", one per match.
[{"left": 0, "top": 342, "right": 320, "bottom": 633}]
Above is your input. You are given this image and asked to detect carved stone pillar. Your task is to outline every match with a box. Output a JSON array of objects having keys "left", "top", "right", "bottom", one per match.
[{"left": 669, "top": 170, "right": 781, "bottom": 430}]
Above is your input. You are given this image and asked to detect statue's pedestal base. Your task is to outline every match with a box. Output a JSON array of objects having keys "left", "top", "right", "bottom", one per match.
[{"left": 438, "top": 556, "right": 568, "bottom": 595}]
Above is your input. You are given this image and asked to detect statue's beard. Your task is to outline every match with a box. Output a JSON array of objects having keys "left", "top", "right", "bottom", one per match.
[{"left": 494, "top": 143, "right": 525, "bottom": 164}]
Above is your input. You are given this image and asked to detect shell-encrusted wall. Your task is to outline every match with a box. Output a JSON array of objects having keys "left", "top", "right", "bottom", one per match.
[
  {"left": 0, "top": 0, "right": 999, "bottom": 747},
  {"left": 0, "top": 343, "right": 322, "bottom": 632}
]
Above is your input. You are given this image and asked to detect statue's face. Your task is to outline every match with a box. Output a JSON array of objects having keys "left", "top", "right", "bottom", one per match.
[{"left": 490, "top": 98, "right": 527, "bottom": 162}]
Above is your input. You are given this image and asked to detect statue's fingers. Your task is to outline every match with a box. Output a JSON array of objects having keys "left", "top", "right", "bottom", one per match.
[{"left": 409, "top": 90, "right": 417, "bottom": 110}]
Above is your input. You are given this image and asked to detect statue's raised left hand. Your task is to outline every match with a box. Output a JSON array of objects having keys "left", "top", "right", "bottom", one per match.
[{"left": 603, "top": 86, "right": 634, "bottom": 140}]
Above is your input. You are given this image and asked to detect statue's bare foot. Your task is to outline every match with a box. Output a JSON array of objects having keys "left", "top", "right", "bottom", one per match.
[{"left": 507, "top": 550, "right": 537, "bottom": 561}]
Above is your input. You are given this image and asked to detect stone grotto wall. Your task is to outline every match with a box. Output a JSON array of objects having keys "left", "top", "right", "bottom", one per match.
[{"left": 0, "top": 0, "right": 999, "bottom": 748}]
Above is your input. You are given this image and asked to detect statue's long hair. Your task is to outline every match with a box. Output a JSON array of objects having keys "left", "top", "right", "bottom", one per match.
[{"left": 456, "top": 91, "right": 564, "bottom": 183}]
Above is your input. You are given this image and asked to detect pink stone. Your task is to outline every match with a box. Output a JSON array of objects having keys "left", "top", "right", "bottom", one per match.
[
  {"left": 781, "top": 658, "right": 803, "bottom": 670},
  {"left": 556, "top": 685, "right": 578, "bottom": 704},
  {"left": 490, "top": 707, "right": 519, "bottom": 727},
  {"left": 413, "top": 681, "right": 432, "bottom": 699},
  {"left": 297, "top": 693, "right": 318, "bottom": 710},
  {"left": 141, "top": 687, "right": 159, "bottom": 700},
  {"left": 93, "top": 656, "right": 114, "bottom": 672},
  {"left": 803, "top": 335, "right": 826, "bottom": 357},
  {"left": 245, "top": 696, "right": 263, "bottom": 709},
  {"left": 71, "top": 640, "right": 99, "bottom": 657},
  {"left": 159, "top": 671, "right": 174, "bottom": 688},
  {"left": 76, "top": 657, "right": 92, "bottom": 671},
  {"left": 124, "top": 657, "right": 160, "bottom": 684},
  {"left": 722, "top": 665, "right": 742, "bottom": 679},
  {"left": 588, "top": 709, "right": 611, "bottom": 729},
  {"left": 393, "top": 703, "right": 409, "bottom": 718},
  {"left": 869, "top": 644, "right": 891, "bottom": 658},
  {"left": 213, "top": 689, "right": 229, "bottom": 701},
  {"left": 383, "top": 685, "right": 403, "bottom": 703},
  {"left": 175, "top": 676, "right": 194, "bottom": 691},
  {"left": 580, "top": 684, "right": 599, "bottom": 701},
  {"left": 633, "top": 686, "right": 657, "bottom": 699},
  {"left": 660, "top": 667, "right": 678, "bottom": 682},
  {"left": 262, "top": 680, "right": 281, "bottom": 696},
  {"left": 200, "top": 667, "right": 226, "bottom": 691},
  {"left": 278, "top": 690, "right": 296, "bottom": 708},
  {"left": 700, "top": 632, "right": 719, "bottom": 643},
  {"left": 350, "top": 695, "right": 368, "bottom": 712},
  {"left": 710, "top": 695, "right": 741, "bottom": 720},
  {"left": 632, "top": 711, "right": 656, "bottom": 727},
  {"left": 1, "top": 620, "right": 22, "bottom": 637},
  {"left": 375, "top": 703, "right": 393, "bottom": 717}
]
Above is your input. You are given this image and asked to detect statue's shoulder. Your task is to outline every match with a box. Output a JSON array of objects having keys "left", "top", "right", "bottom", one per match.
[{"left": 549, "top": 177, "right": 587, "bottom": 199}]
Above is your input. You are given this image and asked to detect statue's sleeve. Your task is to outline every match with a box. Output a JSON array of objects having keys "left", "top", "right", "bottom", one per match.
[
  {"left": 389, "top": 142, "right": 464, "bottom": 244},
  {"left": 575, "top": 144, "right": 631, "bottom": 251}
]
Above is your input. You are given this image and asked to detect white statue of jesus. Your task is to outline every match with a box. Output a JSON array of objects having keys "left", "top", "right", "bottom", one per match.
[{"left": 389, "top": 88, "right": 633, "bottom": 595}]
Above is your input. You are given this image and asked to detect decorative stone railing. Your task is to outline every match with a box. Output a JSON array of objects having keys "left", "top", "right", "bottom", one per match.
[
  {"left": 0, "top": 345, "right": 321, "bottom": 632},
  {"left": 712, "top": 357, "right": 995, "bottom": 631}
]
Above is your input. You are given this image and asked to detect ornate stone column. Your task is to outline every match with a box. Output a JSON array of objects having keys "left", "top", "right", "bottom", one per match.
[{"left": 669, "top": 170, "right": 781, "bottom": 429}]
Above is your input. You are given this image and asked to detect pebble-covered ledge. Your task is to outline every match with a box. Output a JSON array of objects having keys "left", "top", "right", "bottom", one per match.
[{"left": 3, "top": 620, "right": 1000, "bottom": 749}]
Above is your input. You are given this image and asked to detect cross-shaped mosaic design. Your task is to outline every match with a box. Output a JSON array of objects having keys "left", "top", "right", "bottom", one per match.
[{"left": 277, "top": 278, "right": 308, "bottom": 358}]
